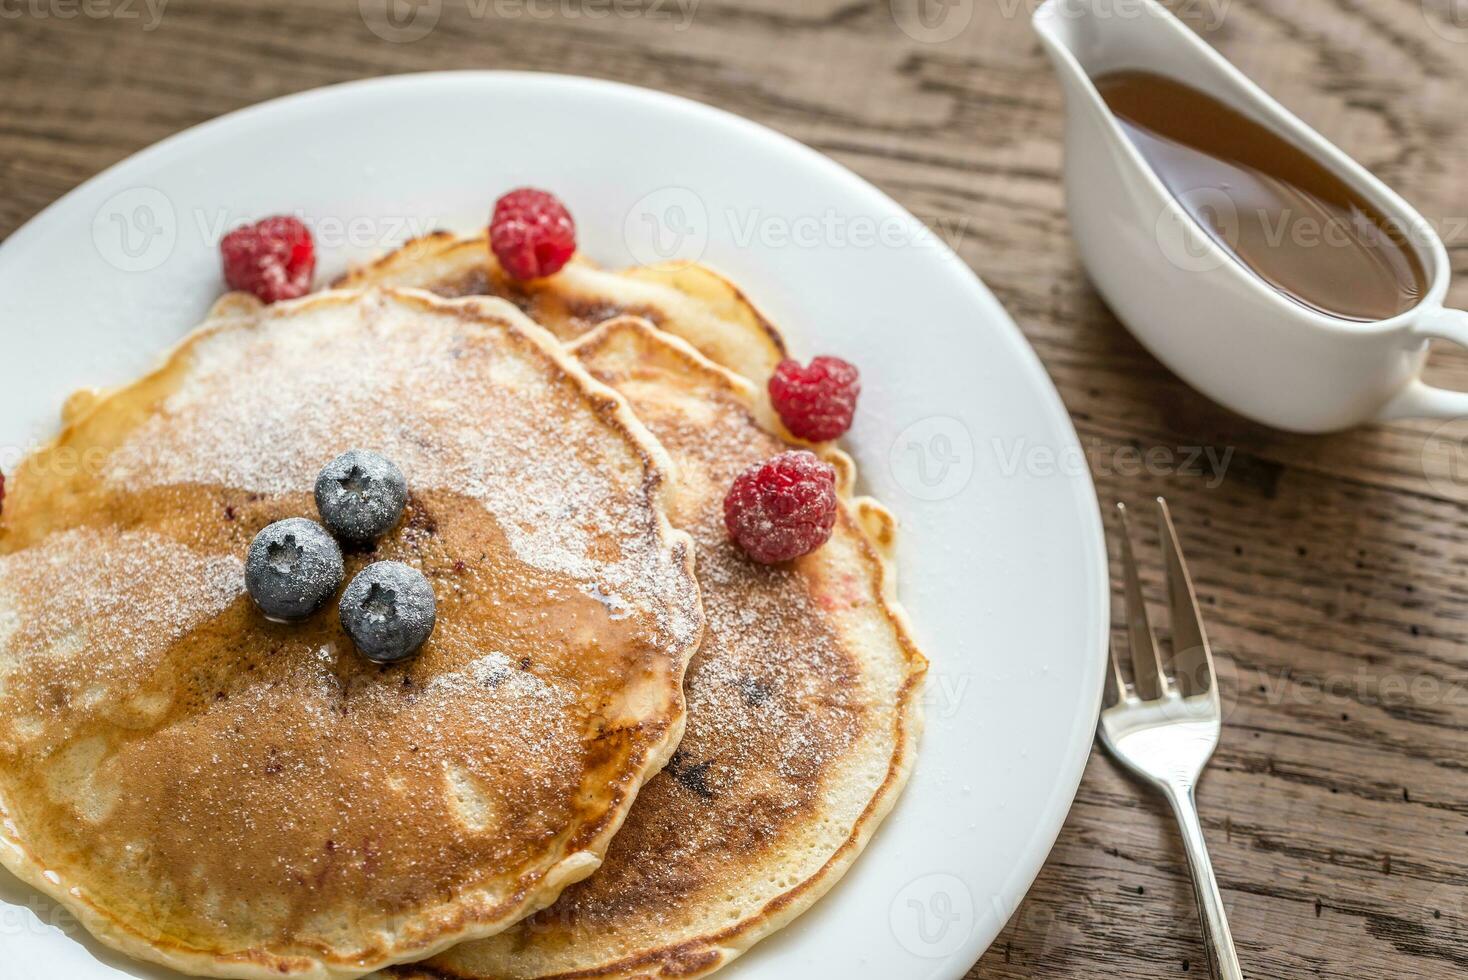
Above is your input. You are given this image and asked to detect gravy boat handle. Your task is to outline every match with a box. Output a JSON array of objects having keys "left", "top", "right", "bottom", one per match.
[{"left": 1375, "top": 308, "right": 1468, "bottom": 422}]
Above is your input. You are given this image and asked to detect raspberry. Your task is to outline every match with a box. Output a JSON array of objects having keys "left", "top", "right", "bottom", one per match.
[
  {"left": 489, "top": 188, "right": 576, "bottom": 281},
  {"left": 768, "top": 356, "right": 861, "bottom": 442},
  {"left": 723, "top": 451, "right": 837, "bottom": 564},
  {"left": 221, "top": 216, "right": 315, "bottom": 303}
]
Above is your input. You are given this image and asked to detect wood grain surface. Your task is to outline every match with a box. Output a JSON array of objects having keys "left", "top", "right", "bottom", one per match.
[{"left": 2, "top": 1, "right": 1466, "bottom": 977}]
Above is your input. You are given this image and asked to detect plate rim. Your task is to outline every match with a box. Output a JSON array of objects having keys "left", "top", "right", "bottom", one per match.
[{"left": 0, "top": 69, "right": 1110, "bottom": 978}]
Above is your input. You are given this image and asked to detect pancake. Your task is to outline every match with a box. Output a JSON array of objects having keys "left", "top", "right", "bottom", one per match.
[
  {"left": 391, "top": 318, "right": 927, "bottom": 980},
  {"left": 333, "top": 232, "right": 787, "bottom": 386},
  {"left": 0, "top": 289, "right": 705, "bottom": 979}
]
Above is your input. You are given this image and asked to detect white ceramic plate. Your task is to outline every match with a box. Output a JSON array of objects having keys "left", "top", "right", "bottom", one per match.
[{"left": 0, "top": 72, "right": 1108, "bottom": 980}]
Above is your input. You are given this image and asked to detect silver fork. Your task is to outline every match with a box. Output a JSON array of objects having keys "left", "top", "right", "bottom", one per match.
[{"left": 1098, "top": 498, "right": 1243, "bottom": 980}]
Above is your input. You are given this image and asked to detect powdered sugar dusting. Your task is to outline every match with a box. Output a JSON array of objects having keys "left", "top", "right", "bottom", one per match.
[
  {"left": 0, "top": 527, "right": 244, "bottom": 666},
  {"left": 422, "top": 650, "right": 570, "bottom": 707},
  {"left": 103, "top": 291, "right": 697, "bottom": 652}
]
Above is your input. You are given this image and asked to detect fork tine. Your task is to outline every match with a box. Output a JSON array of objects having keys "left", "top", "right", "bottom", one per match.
[
  {"left": 1104, "top": 511, "right": 1128, "bottom": 708},
  {"left": 1116, "top": 502, "right": 1170, "bottom": 701},
  {"left": 1104, "top": 632, "right": 1128, "bottom": 708},
  {"left": 1156, "top": 497, "right": 1214, "bottom": 699}
]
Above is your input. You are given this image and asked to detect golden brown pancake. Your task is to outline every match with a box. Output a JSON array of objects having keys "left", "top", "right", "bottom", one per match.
[
  {"left": 390, "top": 319, "right": 927, "bottom": 980},
  {"left": 332, "top": 232, "right": 787, "bottom": 386},
  {"left": 0, "top": 289, "right": 704, "bottom": 979}
]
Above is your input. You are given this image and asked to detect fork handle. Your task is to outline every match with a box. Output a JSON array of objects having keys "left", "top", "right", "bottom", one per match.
[{"left": 1162, "top": 781, "right": 1244, "bottom": 980}]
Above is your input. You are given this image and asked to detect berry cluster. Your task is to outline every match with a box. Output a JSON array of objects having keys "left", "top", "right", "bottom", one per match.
[
  {"left": 724, "top": 357, "right": 862, "bottom": 564},
  {"left": 215, "top": 190, "right": 868, "bottom": 570},
  {"left": 245, "top": 449, "right": 435, "bottom": 663}
]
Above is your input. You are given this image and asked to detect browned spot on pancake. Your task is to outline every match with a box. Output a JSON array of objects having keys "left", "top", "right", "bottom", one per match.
[
  {"left": 659, "top": 946, "right": 723, "bottom": 977},
  {"left": 562, "top": 298, "right": 650, "bottom": 331},
  {"left": 664, "top": 750, "right": 715, "bottom": 801},
  {"left": 427, "top": 263, "right": 647, "bottom": 347},
  {"left": 435, "top": 266, "right": 494, "bottom": 300}
]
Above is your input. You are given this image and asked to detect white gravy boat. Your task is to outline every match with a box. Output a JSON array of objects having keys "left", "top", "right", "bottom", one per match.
[{"left": 1034, "top": 0, "right": 1468, "bottom": 433}]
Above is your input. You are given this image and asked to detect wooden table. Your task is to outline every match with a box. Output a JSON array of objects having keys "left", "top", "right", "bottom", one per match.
[{"left": 3, "top": 1, "right": 1466, "bottom": 977}]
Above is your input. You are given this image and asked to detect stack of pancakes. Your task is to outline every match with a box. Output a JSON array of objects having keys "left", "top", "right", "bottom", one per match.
[{"left": 0, "top": 235, "right": 927, "bottom": 979}]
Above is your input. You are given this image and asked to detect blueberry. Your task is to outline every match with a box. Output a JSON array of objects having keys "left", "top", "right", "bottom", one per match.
[
  {"left": 314, "top": 450, "right": 408, "bottom": 544},
  {"left": 339, "top": 561, "right": 437, "bottom": 663},
  {"left": 245, "top": 518, "right": 344, "bottom": 622}
]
